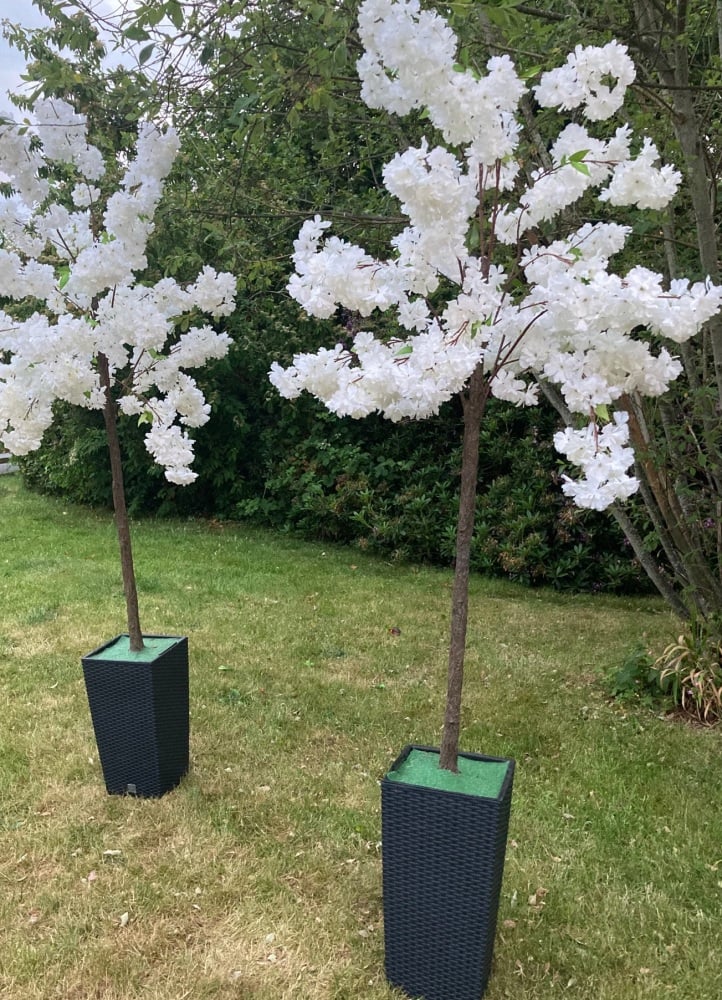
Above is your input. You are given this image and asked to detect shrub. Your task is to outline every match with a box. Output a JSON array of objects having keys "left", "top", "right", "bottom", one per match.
[
  {"left": 252, "top": 396, "right": 652, "bottom": 594},
  {"left": 608, "top": 643, "right": 666, "bottom": 706},
  {"left": 19, "top": 382, "right": 652, "bottom": 595}
]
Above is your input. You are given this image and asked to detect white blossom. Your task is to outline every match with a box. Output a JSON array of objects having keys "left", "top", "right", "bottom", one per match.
[
  {"left": 599, "top": 137, "right": 682, "bottom": 210},
  {"left": 0, "top": 100, "right": 237, "bottom": 485},
  {"left": 356, "top": 0, "right": 524, "bottom": 150},
  {"left": 271, "top": 0, "right": 722, "bottom": 511},
  {"left": 554, "top": 413, "right": 639, "bottom": 510},
  {"left": 33, "top": 98, "right": 106, "bottom": 179},
  {"left": 533, "top": 41, "right": 635, "bottom": 121}
]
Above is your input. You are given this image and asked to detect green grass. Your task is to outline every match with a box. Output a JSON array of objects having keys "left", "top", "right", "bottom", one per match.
[{"left": 0, "top": 475, "right": 720, "bottom": 999}]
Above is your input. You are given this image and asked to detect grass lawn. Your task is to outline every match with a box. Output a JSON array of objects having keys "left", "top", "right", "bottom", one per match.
[{"left": 0, "top": 475, "right": 720, "bottom": 1000}]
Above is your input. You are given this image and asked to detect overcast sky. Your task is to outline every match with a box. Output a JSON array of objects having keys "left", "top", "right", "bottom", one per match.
[{"left": 0, "top": 0, "right": 53, "bottom": 116}]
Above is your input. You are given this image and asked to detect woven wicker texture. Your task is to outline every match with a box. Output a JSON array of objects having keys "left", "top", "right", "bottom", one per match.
[
  {"left": 82, "top": 635, "right": 189, "bottom": 798},
  {"left": 382, "top": 745, "right": 515, "bottom": 1000}
]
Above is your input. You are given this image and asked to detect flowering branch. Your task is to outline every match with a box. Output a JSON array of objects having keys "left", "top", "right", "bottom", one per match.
[{"left": 0, "top": 100, "right": 236, "bottom": 485}]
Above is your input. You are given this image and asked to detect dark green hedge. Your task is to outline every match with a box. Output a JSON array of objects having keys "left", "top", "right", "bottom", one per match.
[{"left": 18, "top": 380, "right": 652, "bottom": 595}]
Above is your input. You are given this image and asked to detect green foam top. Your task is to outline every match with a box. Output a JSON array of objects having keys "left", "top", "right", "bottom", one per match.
[
  {"left": 386, "top": 748, "right": 509, "bottom": 799},
  {"left": 87, "top": 634, "right": 180, "bottom": 662}
]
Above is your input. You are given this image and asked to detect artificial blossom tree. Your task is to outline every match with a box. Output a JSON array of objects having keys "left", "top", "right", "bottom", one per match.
[
  {"left": 271, "top": 0, "right": 722, "bottom": 771},
  {"left": 0, "top": 97, "right": 237, "bottom": 651}
]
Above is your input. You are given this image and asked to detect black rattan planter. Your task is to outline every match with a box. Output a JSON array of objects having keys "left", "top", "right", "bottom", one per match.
[
  {"left": 381, "top": 744, "right": 515, "bottom": 1000},
  {"left": 82, "top": 634, "right": 189, "bottom": 798}
]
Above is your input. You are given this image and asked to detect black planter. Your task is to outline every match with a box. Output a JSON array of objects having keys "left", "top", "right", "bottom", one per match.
[
  {"left": 81, "top": 634, "right": 189, "bottom": 798},
  {"left": 381, "top": 744, "right": 515, "bottom": 1000}
]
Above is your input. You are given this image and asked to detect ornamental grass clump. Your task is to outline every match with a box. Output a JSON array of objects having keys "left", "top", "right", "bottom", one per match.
[
  {"left": 0, "top": 99, "right": 237, "bottom": 650},
  {"left": 270, "top": 0, "right": 722, "bottom": 771},
  {"left": 654, "top": 623, "right": 722, "bottom": 724}
]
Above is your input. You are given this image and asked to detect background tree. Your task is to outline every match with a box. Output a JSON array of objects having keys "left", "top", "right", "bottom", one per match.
[{"left": 487, "top": 0, "right": 722, "bottom": 629}]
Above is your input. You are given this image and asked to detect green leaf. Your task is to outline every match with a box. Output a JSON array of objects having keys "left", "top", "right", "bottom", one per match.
[
  {"left": 395, "top": 345, "right": 413, "bottom": 357},
  {"left": 568, "top": 149, "right": 591, "bottom": 176},
  {"left": 522, "top": 65, "right": 543, "bottom": 82},
  {"left": 230, "top": 94, "right": 259, "bottom": 122},
  {"left": 166, "top": 1, "right": 184, "bottom": 29},
  {"left": 123, "top": 24, "right": 150, "bottom": 42},
  {"left": 144, "top": 4, "right": 168, "bottom": 27},
  {"left": 332, "top": 42, "right": 347, "bottom": 71},
  {"left": 137, "top": 411, "right": 154, "bottom": 426},
  {"left": 57, "top": 267, "right": 70, "bottom": 290},
  {"left": 139, "top": 44, "right": 155, "bottom": 66},
  {"left": 467, "top": 218, "right": 480, "bottom": 251},
  {"left": 199, "top": 42, "right": 215, "bottom": 66},
  {"left": 595, "top": 404, "right": 610, "bottom": 422}
]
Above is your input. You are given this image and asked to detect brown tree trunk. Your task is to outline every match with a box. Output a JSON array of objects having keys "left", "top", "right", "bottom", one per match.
[
  {"left": 439, "top": 366, "right": 490, "bottom": 772},
  {"left": 97, "top": 353, "right": 144, "bottom": 652}
]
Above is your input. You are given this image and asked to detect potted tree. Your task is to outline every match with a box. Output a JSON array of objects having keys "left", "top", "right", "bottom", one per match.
[
  {"left": 0, "top": 96, "right": 237, "bottom": 797},
  {"left": 270, "top": 0, "right": 722, "bottom": 996}
]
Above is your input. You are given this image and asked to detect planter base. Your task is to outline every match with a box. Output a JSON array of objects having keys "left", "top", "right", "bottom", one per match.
[
  {"left": 82, "top": 634, "right": 189, "bottom": 798},
  {"left": 381, "top": 744, "right": 515, "bottom": 1000}
]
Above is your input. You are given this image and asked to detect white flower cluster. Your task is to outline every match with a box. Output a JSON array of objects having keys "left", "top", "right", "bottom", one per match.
[
  {"left": 598, "top": 137, "right": 681, "bottom": 210},
  {"left": 270, "top": 326, "right": 480, "bottom": 421},
  {"left": 0, "top": 99, "right": 236, "bottom": 485},
  {"left": 271, "top": 0, "right": 722, "bottom": 510},
  {"left": 494, "top": 124, "right": 681, "bottom": 245},
  {"left": 553, "top": 412, "right": 638, "bottom": 510},
  {"left": 357, "top": 0, "right": 524, "bottom": 171},
  {"left": 532, "top": 40, "right": 635, "bottom": 121}
]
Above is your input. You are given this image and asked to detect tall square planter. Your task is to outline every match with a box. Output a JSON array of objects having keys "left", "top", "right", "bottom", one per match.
[
  {"left": 81, "top": 634, "right": 189, "bottom": 798},
  {"left": 381, "top": 744, "right": 515, "bottom": 1000}
]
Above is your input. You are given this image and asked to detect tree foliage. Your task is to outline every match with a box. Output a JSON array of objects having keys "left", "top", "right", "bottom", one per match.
[{"left": 491, "top": 0, "right": 722, "bottom": 622}]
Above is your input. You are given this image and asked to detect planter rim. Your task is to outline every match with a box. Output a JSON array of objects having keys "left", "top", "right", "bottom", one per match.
[
  {"left": 83, "top": 633, "right": 186, "bottom": 661},
  {"left": 383, "top": 743, "right": 516, "bottom": 803}
]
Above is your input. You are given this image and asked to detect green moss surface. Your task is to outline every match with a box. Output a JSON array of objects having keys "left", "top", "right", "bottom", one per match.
[
  {"left": 386, "top": 748, "right": 509, "bottom": 799},
  {"left": 87, "top": 634, "right": 180, "bottom": 663}
]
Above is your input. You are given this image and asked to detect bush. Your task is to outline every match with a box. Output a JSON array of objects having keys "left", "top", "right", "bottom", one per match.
[
  {"left": 19, "top": 370, "right": 652, "bottom": 595},
  {"left": 245, "top": 394, "right": 652, "bottom": 594}
]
